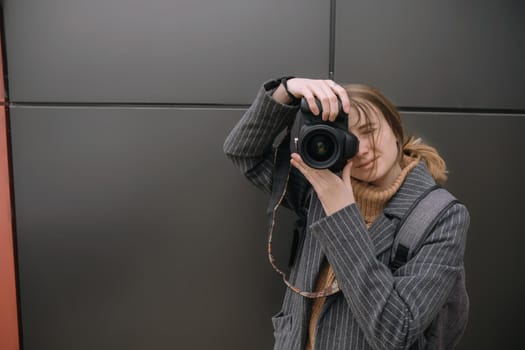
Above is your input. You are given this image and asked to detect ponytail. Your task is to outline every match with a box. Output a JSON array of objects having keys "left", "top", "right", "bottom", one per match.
[{"left": 403, "top": 136, "right": 448, "bottom": 185}]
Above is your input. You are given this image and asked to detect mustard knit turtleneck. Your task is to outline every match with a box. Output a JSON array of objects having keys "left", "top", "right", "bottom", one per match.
[{"left": 305, "top": 156, "right": 420, "bottom": 350}]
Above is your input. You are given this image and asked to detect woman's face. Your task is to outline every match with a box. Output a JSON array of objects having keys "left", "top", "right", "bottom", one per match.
[{"left": 348, "top": 104, "right": 401, "bottom": 188}]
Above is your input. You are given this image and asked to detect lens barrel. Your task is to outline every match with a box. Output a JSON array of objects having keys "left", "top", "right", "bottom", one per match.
[{"left": 300, "top": 126, "right": 340, "bottom": 169}]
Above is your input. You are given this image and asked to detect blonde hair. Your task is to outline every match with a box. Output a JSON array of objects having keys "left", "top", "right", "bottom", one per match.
[{"left": 343, "top": 84, "right": 448, "bottom": 184}]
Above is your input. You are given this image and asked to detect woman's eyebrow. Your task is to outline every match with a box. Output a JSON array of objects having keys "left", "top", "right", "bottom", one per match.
[{"left": 357, "top": 122, "right": 376, "bottom": 131}]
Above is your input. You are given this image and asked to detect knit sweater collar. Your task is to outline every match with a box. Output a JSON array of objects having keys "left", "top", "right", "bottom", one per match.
[{"left": 351, "top": 155, "right": 420, "bottom": 226}]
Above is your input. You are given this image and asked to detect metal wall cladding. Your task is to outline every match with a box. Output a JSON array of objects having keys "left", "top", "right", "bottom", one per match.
[
  {"left": 10, "top": 105, "right": 525, "bottom": 350},
  {"left": 10, "top": 106, "right": 298, "bottom": 350},
  {"left": 2, "top": 0, "right": 330, "bottom": 104},
  {"left": 334, "top": 1, "right": 525, "bottom": 109},
  {"left": 401, "top": 112, "right": 525, "bottom": 350},
  {"left": 0, "top": 29, "right": 4, "bottom": 104}
]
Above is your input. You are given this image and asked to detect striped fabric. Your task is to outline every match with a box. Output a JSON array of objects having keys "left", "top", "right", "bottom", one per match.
[{"left": 223, "top": 83, "right": 470, "bottom": 350}]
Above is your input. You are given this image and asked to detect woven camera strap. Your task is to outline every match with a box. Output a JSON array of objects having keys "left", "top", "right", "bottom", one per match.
[
  {"left": 390, "top": 185, "right": 459, "bottom": 271},
  {"left": 267, "top": 133, "right": 340, "bottom": 298}
]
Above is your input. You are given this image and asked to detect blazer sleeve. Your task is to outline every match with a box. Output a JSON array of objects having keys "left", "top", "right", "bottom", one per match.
[
  {"left": 223, "top": 82, "right": 311, "bottom": 212},
  {"left": 309, "top": 202, "right": 470, "bottom": 350}
]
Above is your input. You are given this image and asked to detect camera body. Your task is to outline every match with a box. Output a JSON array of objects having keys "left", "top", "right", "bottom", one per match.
[{"left": 290, "top": 98, "right": 359, "bottom": 172}]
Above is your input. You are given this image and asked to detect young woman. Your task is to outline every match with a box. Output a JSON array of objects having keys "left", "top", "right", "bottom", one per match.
[{"left": 223, "top": 78, "right": 470, "bottom": 350}]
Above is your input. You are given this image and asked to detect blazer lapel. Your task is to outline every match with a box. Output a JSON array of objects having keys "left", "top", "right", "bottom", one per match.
[
  {"left": 294, "top": 161, "right": 436, "bottom": 289},
  {"left": 376, "top": 161, "right": 437, "bottom": 257},
  {"left": 368, "top": 214, "right": 398, "bottom": 257},
  {"left": 350, "top": 161, "right": 438, "bottom": 259}
]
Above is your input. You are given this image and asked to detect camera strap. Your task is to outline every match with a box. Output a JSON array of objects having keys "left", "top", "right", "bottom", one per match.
[{"left": 267, "top": 133, "right": 341, "bottom": 298}]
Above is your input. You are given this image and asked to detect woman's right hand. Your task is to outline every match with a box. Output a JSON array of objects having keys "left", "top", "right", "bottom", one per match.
[{"left": 274, "top": 78, "right": 351, "bottom": 122}]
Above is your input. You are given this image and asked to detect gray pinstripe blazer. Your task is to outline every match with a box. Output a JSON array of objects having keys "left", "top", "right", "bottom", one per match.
[{"left": 224, "top": 84, "right": 470, "bottom": 350}]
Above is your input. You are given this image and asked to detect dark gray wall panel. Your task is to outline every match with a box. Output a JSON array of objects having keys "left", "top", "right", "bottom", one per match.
[
  {"left": 11, "top": 105, "right": 525, "bottom": 350},
  {"left": 10, "top": 106, "right": 297, "bottom": 350},
  {"left": 3, "top": 0, "right": 329, "bottom": 104},
  {"left": 401, "top": 112, "right": 525, "bottom": 349},
  {"left": 335, "top": 1, "right": 525, "bottom": 109}
]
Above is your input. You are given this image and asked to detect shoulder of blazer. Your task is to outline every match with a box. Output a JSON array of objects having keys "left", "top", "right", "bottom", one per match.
[{"left": 383, "top": 161, "right": 437, "bottom": 221}]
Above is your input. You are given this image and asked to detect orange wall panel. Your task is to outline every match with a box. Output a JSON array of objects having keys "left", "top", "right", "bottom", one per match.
[
  {"left": 0, "top": 106, "right": 19, "bottom": 350},
  {"left": 0, "top": 22, "right": 19, "bottom": 350}
]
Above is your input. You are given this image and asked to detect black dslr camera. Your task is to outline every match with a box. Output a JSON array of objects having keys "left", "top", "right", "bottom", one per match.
[{"left": 290, "top": 98, "right": 359, "bottom": 172}]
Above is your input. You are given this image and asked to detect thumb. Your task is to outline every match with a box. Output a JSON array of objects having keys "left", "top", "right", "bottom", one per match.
[{"left": 342, "top": 160, "right": 353, "bottom": 190}]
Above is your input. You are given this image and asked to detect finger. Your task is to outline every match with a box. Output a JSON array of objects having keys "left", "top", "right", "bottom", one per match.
[
  {"left": 291, "top": 153, "right": 326, "bottom": 180},
  {"left": 324, "top": 80, "right": 339, "bottom": 122},
  {"left": 319, "top": 80, "right": 339, "bottom": 122},
  {"left": 291, "top": 153, "right": 337, "bottom": 189},
  {"left": 290, "top": 153, "right": 315, "bottom": 182},
  {"left": 290, "top": 152, "right": 308, "bottom": 173},
  {"left": 342, "top": 160, "right": 353, "bottom": 189},
  {"left": 331, "top": 83, "right": 351, "bottom": 114},
  {"left": 307, "top": 86, "right": 330, "bottom": 121},
  {"left": 302, "top": 90, "right": 321, "bottom": 116}
]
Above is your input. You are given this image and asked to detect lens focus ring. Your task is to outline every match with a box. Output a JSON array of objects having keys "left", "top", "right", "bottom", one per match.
[{"left": 301, "top": 127, "right": 339, "bottom": 169}]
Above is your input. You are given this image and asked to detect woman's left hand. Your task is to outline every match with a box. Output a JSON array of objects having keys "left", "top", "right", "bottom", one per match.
[{"left": 290, "top": 153, "right": 355, "bottom": 216}]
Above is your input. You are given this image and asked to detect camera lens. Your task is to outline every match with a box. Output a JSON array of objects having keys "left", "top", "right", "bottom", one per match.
[{"left": 304, "top": 131, "right": 337, "bottom": 164}]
